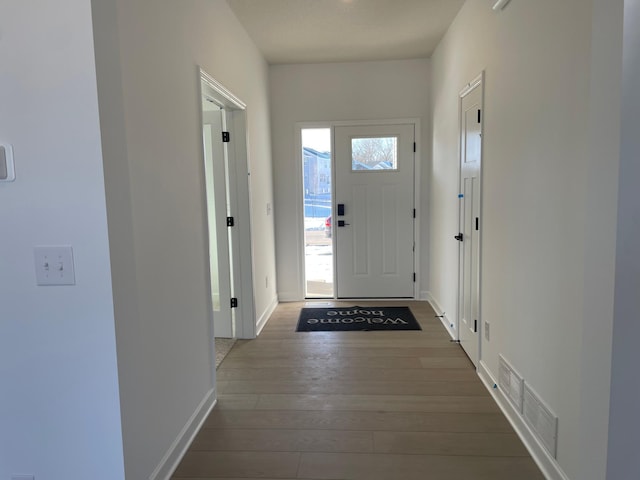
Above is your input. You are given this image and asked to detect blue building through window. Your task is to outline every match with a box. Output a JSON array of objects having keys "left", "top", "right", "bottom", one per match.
[{"left": 303, "top": 146, "right": 332, "bottom": 219}]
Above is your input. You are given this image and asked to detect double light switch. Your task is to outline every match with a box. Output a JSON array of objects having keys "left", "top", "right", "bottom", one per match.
[{"left": 34, "top": 246, "right": 76, "bottom": 286}]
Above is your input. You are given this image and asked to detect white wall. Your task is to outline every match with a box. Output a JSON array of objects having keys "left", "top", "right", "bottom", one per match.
[
  {"left": 92, "top": 0, "right": 275, "bottom": 477},
  {"left": 607, "top": 1, "right": 640, "bottom": 478},
  {"left": 578, "top": 0, "right": 623, "bottom": 475},
  {"left": 270, "top": 59, "right": 431, "bottom": 300},
  {"left": 0, "top": 1, "right": 125, "bottom": 479},
  {"left": 430, "top": 1, "right": 622, "bottom": 479}
]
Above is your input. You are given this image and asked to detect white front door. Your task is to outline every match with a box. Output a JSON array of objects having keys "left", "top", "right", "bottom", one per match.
[
  {"left": 458, "top": 78, "right": 483, "bottom": 366},
  {"left": 334, "top": 124, "right": 415, "bottom": 298},
  {"left": 203, "top": 108, "right": 234, "bottom": 338}
]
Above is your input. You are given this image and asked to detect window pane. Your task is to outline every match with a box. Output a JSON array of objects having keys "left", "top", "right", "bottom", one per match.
[
  {"left": 302, "top": 128, "right": 334, "bottom": 298},
  {"left": 351, "top": 136, "right": 398, "bottom": 171}
]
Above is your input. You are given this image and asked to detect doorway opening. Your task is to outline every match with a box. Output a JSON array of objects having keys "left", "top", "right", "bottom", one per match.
[
  {"left": 297, "top": 120, "right": 420, "bottom": 301},
  {"left": 334, "top": 123, "right": 416, "bottom": 298},
  {"left": 301, "top": 128, "right": 334, "bottom": 298},
  {"left": 199, "top": 69, "right": 257, "bottom": 378}
]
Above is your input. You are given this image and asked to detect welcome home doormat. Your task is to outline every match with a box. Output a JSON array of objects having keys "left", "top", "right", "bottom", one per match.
[{"left": 296, "top": 306, "right": 421, "bottom": 332}]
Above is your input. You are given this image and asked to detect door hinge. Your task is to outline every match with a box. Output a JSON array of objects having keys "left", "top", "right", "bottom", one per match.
[
  {"left": 475, "top": 217, "right": 479, "bottom": 231},
  {"left": 474, "top": 319, "right": 478, "bottom": 332},
  {"left": 222, "top": 131, "right": 230, "bottom": 143},
  {"left": 413, "top": 273, "right": 416, "bottom": 282},
  {"left": 413, "top": 142, "right": 417, "bottom": 152},
  {"left": 227, "top": 216, "right": 235, "bottom": 227},
  {"left": 413, "top": 208, "right": 416, "bottom": 218},
  {"left": 477, "top": 110, "right": 482, "bottom": 124}
]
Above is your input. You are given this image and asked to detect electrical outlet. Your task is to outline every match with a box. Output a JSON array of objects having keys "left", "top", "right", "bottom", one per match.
[{"left": 484, "top": 321, "right": 490, "bottom": 341}]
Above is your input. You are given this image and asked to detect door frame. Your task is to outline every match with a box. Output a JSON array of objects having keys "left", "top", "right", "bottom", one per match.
[
  {"left": 456, "top": 72, "right": 484, "bottom": 366},
  {"left": 199, "top": 68, "right": 256, "bottom": 344},
  {"left": 294, "top": 118, "right": 422, "bottom": 301}
]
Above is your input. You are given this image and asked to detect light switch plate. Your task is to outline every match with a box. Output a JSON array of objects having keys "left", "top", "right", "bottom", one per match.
[
  {"left": 0, "top": 143, "right": 16, "bottom": 182},
  {"left": 34, "top": 246, "right": 76, "bottom": 286}
]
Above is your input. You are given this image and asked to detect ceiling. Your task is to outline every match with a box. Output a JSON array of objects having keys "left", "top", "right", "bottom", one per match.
[{"left": 226, "top": 0, "right": 466, "bottom": 65}]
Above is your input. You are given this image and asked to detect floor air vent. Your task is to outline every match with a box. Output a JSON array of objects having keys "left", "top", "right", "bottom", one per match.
[
  {"left": 498, "top": 355, "right": 524, "bottom": 412},
  {"left": 523, "top": 384, "right": 558, "bottom": 458}
]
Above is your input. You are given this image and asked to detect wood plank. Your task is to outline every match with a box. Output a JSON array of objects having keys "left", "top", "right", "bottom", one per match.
[
  {"left": 216, "top": 367, "right": 479, "bottom": 382},
  {"left": 226, "top": 345, "right": 465, "bottom": 359},
  {"left": 257, "top": 327, "right": 448, "bottom": 337},
  {"left": 420, "top": 357, "right": 474, "bottom": 369},
  {"left": 190, "top": 428, "right": 373, "bottom": 453},
  {"left": 254, "top": 394, "right": 501, "bottom": 413},
  {"left": 297, "top": 452, "right": 545, "bottom": 480},
  {"left": 221, "top": 356, "right": 426, "bottom": 369},
  {"left": 202, "top": 410, "right": 514, "bottom": 433},
  {"left": 231, "top": 338, "right": 457, "bottom": 348},
  {"left": 217, "top": 379, "right": 488, "bottom": 396},
  {"left": 215, "top": 394, "right": 259, "bottom": 410},
  {"left": 172, "top": 451, "right": 300, "bottom": 478},
  {"left": 373, "top": 431, "right": 530, "bottom": 456}
]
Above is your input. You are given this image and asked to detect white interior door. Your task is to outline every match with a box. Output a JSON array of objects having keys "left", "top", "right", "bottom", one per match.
[
  {"left": 334, "top": 123, "right": 415, "bottom": 298},
  {"left": 203, "top": 108, "right": 234, "bottom": 338},
  {"left": 458, "top": 79, "right": 483, "bottom": 366}
]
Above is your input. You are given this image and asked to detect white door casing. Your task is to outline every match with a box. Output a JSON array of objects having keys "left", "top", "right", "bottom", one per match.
[
  {"left": 334, "top": 123, "right": 416, "bottom": 298},
  {"left": 200, "top": 69, "right": 256, "bottom": 341},
  {"left": 458, "top": 75, "right": 483, "bottom": 366}
]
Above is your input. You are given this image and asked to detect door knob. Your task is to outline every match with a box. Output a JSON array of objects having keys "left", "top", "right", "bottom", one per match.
[{"left": 454, "top": 233, "right": 463, "bottom": 242}]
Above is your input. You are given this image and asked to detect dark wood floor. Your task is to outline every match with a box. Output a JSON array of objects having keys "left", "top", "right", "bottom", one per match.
[{"left": 172, "top": 301, "right": 544, "bottom": 479}]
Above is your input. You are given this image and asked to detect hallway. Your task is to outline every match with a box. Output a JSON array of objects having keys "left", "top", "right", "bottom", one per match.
[{"left": 172, "top": 301, "right": 544, "bottom": 479}]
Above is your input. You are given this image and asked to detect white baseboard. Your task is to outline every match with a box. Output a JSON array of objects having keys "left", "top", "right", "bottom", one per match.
[
  {"left": 425, "top": 291, "right": 457, "bottom": 340},
  {"left": 419, "top": 290, "right": 430, "bottom": 301},
  {"left": 256, "top": 295, "right": 278, "bottom": 336},
  {"left": 477, "top": 361, "right": 569, "bottom": 480},
  {"left": 149, "top": 388, "right": 217, "bottom": 480}
]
